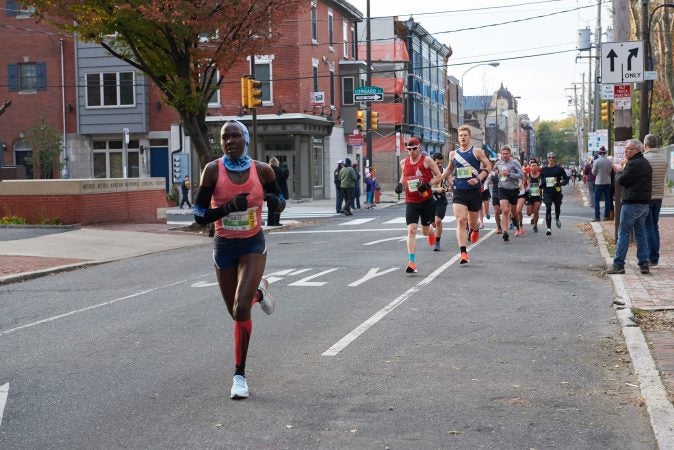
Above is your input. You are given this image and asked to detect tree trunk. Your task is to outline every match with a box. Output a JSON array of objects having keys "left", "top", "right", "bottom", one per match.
[{"left": 180, "top": 112, "right": 218, "bottom": 172}]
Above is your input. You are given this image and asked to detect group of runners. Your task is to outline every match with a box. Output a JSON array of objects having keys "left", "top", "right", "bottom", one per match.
[{"left": 397, "top": 125, "right": 570, "bottom": 273}]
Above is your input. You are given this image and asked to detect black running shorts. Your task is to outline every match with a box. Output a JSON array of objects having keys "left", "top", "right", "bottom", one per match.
[
  {"left": 406, "top": 198, "right": 435, "bottom": 226},
  {"left": 452, "top": 188, "right": 482, "bottom": 212}
]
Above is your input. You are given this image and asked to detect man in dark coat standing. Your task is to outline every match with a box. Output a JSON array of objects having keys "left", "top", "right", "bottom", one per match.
[{"left": 607, "top": 139, "right": 653, "bottom": 275}]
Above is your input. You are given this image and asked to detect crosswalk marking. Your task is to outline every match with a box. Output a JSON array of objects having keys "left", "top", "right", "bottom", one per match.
[{"left": 340, "top": 218, "right": 376, "bottom": 225}]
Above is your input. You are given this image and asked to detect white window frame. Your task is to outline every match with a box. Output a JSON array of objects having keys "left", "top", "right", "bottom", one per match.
[
  {"left": 92, "top": 139, "right": 140, "bottom": 178},
  {"left": 85, "top": 71, "right": 136, "bottom": 108},
  {"left": 311, "top": 1, "right": 318, "bottom": 44},
  {"left": 343, "top": 21, "right": 349, "bottom": 58},
  {"left": 18, "top": 62, "right": 37, "bottom": 92},
  {"left": 327, "top": 8, "right": 334, "bottom": 52},
  {"left": 255, "top": 56, "right": 274, "bottom": 106},
  {"left": 16, "top": 3, "right": 35, "bottom": 18}
]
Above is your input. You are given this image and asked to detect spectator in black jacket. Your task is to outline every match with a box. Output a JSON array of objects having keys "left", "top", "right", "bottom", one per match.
[{"left": 607, "top": 139, "right": 653, "bottom": 275}]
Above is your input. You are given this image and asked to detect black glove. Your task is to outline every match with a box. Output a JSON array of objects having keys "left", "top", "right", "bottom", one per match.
[
  {"left": 226, "top": 193, "right": 249, "bottom": 213},
  {"left": 417, "top": 182, "right": 430, "bottom": 193},
  {"left": 394, "top": 183, "right": 403, "bottom": 194},
  {"left": 264, "top": 193, "right": 286, "bottom": 213}
]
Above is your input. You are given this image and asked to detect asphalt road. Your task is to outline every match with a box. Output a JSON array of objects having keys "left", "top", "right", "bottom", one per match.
[{"left": 0, "top": 187, "right": 658, "bottom": 448}]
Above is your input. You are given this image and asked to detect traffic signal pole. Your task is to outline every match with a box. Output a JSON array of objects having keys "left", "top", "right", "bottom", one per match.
[{"left": 365, "top": 0, "right": 372, "bottom": 171}]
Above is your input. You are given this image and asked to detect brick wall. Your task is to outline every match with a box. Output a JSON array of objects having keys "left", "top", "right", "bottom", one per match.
[{"left": 0, "top": 190, "right": 166, "bottom": 225}]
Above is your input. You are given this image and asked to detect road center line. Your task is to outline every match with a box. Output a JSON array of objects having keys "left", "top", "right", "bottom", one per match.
[
  {"left": 322, "top": 229, "right": 495, "bottom": 356},
  {"left": 0, "top": 274, "right": 208, "bottom": 337}
]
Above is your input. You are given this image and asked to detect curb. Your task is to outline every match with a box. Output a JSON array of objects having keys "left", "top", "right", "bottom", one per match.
[{"left": 592, "top": 221, "right": 674, "bottom": 447}]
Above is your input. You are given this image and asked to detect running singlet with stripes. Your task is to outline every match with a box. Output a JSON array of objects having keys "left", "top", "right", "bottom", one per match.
[
  {"left": 453, "top": 146, "right": 481, "bottom": 191},
  {"left": 211, "top": 159, "right": 264, "bottom": 239},
  {"left": 403, "top": 154, "right": 433, "bottom": 204}
]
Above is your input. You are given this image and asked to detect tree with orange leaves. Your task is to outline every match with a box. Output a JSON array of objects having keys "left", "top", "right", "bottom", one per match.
[{"left": 27, "top": 0, "right": 303, "bottom": 168}]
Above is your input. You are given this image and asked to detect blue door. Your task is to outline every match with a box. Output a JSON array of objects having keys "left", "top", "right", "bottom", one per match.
[{"left": 150, "top": 147, "right": 169, "bottom": 192}]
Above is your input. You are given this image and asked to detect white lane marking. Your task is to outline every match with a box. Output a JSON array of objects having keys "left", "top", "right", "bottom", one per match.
[
  {"left": 192, "top": 281, "right": 218, "bottom": 288},
  {"left": 322, "top": 229, "right": 495, "bottom": 356},
  {"left": 384, "top": 217, "right": 406, "bottom": 224},
  {"left": 288, "top": 268, "right": 339, "bottom": 287},
  {"left": 363, "top": 236, "right": 408, "bottom": 246},
  {"left": 0, "top": 383, "right": 7, "bottom": 427},
  {"left": 340, "top": 218, "right": 375, "bottom": 225},
  {"left": 288, "top": 268, "right": 311, "bottom": 276},
  {"left": 0, "top": 276, "right": 203, "bottom": 337},
  {"left": 267, "top": 269, "right": 296, "bottom": 276},
  {"left": 348, "top": 267, "right": 398, "bottom": 287}
]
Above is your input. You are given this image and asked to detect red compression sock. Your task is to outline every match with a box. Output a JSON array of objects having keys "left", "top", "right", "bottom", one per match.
[{"left": 233, "top": 319, "right": 252, "bottom": 376}]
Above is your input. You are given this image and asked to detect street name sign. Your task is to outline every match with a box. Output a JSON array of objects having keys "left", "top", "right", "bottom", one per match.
[
  {"left": 354, "top": 86, "right": 384, "bottom": 102},
  {"left": 601, "top": 41, "right": 644, "bottom": 84}
]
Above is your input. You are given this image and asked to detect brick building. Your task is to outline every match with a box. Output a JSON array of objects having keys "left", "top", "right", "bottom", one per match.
[{"left": 0, "top": 1, "right": 77, "bottom": 179}]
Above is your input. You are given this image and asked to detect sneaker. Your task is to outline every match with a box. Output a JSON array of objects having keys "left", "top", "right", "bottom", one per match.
[
  {"left": 460, "top": 251, "right": 470, "bottom": 264},
  {"left": 470, "top": 229, "right": 479, "bottom": 244},
  {"left": 546, "top": 229, "right": 551, "bottom": 236},
  {"left": 556, "top": 218, "right": 561, "bottom": 229},
  {"left": 231, "top": 375, "right": 249, "bottom": 399},
  {"left": 433, "top": 241, "right": 441, "bottom": 252},
  {"left": 406, "top": 262, "right": 417, "bottom": 273},
  {"left": 606, "top": 265, "right": 625, "bottom": 275},
  {"left": 639, "top": 265, "right": 650, "bottom": 274},
  {"left": 590, "top": 219, "right": 600, "bottom": 222},
  {"left": 427, "top": 232, "right": 436, "bottom": 248},
  {"left": 479, "top": 222, "right": 485, "bottom": 230},
  {"left": 509, "top": 223, "right": 514, "bottom": 230},
  {"left": 514, "top": 229, "right": 522, "bottom": 237},
  {"left": 496, "top": 228, "right": 503, "bottom": 234},
  {"left": 257, "top": 278, "right": 275, "bottom": 315},
  {"left": 650, "top": 261, "right": 659, "bottom": 267},
  {"left": 486, "top": 214, "right": 490, "bottom": 220},
  {"left": 502, "top": 231, "right": 509, "bottom": 242},
  {"left": 533, "top": 225, "right": 538, "bottom": 233}
]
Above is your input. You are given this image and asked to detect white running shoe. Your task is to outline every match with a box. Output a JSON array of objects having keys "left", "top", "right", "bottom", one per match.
[
  {"left": 258, "top": 278, "right": 275, "bottom": 315},
  {"left": 231, "top": 375, "right": 249, "bottom": 399}
]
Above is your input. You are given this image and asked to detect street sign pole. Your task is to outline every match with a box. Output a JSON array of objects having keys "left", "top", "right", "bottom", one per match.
[{"left": 365, "top": 0, "right": 372, "bottom": 176}]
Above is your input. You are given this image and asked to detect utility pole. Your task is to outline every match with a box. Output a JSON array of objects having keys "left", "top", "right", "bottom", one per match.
[
  {"left": 574, "top": 85, "right": 583, "bottom": 163},
  {"left": 613, "top": 0, "right": 631, "bottom": 142},
  {"left": 574, "top": 73, "right": 590, "bottom": 152},
  {"left": 593, "top": 0, "right": 602, "bottom": 132},
  {"left": 365, "top": 0, "right": 373, "bottom": 171},
  {"left": 639, "top": 0, "right": 649, "bottom": 140},
  {"left": 613, "top": 0, "right": 630, "bottom": 237}
]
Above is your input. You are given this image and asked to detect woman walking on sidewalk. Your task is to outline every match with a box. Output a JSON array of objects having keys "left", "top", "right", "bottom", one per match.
[{"left": 193, "top": 120, "right": 285, "bottom": 399}]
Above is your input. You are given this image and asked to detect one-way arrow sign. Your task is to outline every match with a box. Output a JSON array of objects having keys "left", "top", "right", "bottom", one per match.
[
  {"left": 354, "top": 93, "right": 383, "bottom": 102},
  {"left": 601, "top": 41, "right": 644, "bottom": 84}
]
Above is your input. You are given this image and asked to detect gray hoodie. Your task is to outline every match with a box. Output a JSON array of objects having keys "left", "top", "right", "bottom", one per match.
[{"left": 494, "top": 159, "right": 523, "bottom": 190}]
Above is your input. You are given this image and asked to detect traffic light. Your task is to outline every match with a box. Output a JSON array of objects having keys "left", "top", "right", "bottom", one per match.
[
  {"left": 240, "top": 77, "right": 249, "bottom": 108},
  {"left": 246, "top": 78, "right": 262, "bottom": 109},
  {"left": 370, "top": 111, "right": 379, "bottom": 131},
  {"left": 600, "top": 101, "right": 610, "bottom": 123},
  {"left": 356, "top": 109, "right": 365, "bottom": 131},
  {"left": 172, "top": 153, "right": 188, "bottom": 183}
]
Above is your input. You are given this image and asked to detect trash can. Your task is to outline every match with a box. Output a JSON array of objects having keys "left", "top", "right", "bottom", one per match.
[{"left": 374, "top": 187, "right": 381, "bottom": 203}]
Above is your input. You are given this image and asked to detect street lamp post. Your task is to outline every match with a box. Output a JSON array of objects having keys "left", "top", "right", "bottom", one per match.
[{"left": 460, "top": 61, "right": 499, "bottom": 127}]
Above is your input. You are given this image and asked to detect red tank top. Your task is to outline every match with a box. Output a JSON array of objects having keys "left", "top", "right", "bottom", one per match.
[
  {"left": 403, "top": 154, "right": 433, "bottom": 203},
  {"left": 211, "top": 159, "right": 264, "bottom": 239}
]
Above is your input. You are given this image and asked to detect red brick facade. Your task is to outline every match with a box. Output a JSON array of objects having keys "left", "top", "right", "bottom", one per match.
[
  {"left": 0, "top": 190, "right": 166, "bottom": 225},
  {"left": 0, "top": 10, "right": 77, "bottom": 172}
]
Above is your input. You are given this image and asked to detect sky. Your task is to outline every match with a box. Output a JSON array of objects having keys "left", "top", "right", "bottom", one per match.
[{"left": 347, "top": 0, "right": 613, "bottom": 122}]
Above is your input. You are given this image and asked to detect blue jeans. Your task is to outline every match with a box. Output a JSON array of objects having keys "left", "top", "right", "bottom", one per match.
[
  {"left": 644, "top": 199, "right": 662, "bottom": 263},
  {"left": 613, "top": 203, "right": 649, "bottom": 268},
  {"left": 593, "top": 184, "right": 611, "bottom": 219},
  {"left": 335, "top": 185, "right": 343, "bottom": 213}
]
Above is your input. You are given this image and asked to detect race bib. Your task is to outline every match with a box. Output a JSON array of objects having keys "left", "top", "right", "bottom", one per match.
[
  {"left": 407, "top": 177, "right": 420, "bottom": 191},
  {"left": 545, "top": 177, "right": 556, "bottom": 187},
  {"left": 221, "top": 207, "right": 258, "bottom": 231},
  {"left": 456, "top": 167, "right": 472, "bottom": 179},
  {"left": 529, "top": 185, "right": 540, "bottom": 196}
]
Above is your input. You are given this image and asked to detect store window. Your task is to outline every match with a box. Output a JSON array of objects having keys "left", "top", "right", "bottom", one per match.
[{"left": 93, "top": 139, "right": 140, "bottom": 178}]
